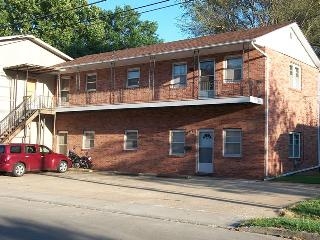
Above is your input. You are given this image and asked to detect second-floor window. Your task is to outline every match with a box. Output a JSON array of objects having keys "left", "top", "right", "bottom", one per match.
[
  {"left": 127, "top": 68, "right": 140, "bottom": 88},
  {"left": 224, "top": 56, "right": 243, "bottom": 82},
  {"left": 172, "top": 63, "right": 187, "bottom": 88},
  {"left": 290, "top": 64, "right": 301, "bottom": 90},
  {"left": 86, "top": 73, "right": 97, "bottom": 92}
]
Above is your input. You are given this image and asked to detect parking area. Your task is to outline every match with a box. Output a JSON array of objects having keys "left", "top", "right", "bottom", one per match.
[{"left": 0, "top": 171, "right": 319, "bottom": 239}]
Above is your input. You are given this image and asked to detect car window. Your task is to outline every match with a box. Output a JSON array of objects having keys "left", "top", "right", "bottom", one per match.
[
  {"left": 25, "top": 146, "right": 37, "bottom": 154},
  {"left": 0, "top": 145, "right": 5, "bottom": 153},
  {"left": 39, "top": 145, "right": 51, "bottom": 154},
  {"left": 10, "top": 146, "right": 21, "bottom": 153}
]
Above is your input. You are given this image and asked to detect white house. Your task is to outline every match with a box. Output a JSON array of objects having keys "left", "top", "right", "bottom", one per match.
[{"left": 0, "top": 35, "right": 72, "bottom": 147}]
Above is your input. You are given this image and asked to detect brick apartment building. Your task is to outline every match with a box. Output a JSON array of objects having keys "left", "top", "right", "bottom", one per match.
[{"left": 2, "top": 22, "right": 317, "bottom": 179}]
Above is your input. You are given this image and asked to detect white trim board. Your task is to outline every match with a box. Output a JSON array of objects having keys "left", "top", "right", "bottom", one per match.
[{"left": 56, "top": 96, "right": 263, "bottom": 113}]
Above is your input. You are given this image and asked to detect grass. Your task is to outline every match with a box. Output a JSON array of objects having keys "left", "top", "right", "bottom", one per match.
[
  {"left": 274, "top": 171, "right": 320, "bottom": 184},
  {"left": 241, "top": 198, "right": 320, "bottom": 234}
]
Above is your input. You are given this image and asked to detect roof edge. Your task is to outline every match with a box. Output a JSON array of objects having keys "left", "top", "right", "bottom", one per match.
[
  {"left": 57, "top": 39, "right": 253, "bottom": 70},
  {"left": 0, "top": 34, "right": 73, "bottom": 61}
]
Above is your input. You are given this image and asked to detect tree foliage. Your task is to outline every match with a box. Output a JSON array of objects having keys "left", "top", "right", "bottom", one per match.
[
  {"left": 180, "top": 0, "right": 320, "bottom": 48},
  {"left": 0, "top": 0, "right": 162, "bottom": 58}
]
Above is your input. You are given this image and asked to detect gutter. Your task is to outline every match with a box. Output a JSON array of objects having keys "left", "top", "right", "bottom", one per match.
[
  {"left": 251, "top": 41, "right": 270, "bottom": 180},
  {"left": 57, "top": 39, "right": 253, "bottom": 70}
]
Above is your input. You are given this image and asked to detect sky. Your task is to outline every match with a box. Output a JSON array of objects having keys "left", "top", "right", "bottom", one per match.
[{"left": 89, "top": 0, "right": 189, "bottom": 42}]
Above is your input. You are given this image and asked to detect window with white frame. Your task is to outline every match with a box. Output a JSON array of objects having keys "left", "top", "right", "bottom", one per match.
[
  {"left": 289, "top": 64, "right": 301, "bottom": 90},
  {"left": 83, "top": 131, "right": 95, "bottom": 149},
  {"left": 124, "top": 130, "right": 138, "bottom": 150},
  {"left": 223, "top": 129, "right": 242, "bottom": 157},
  {"left": 171, "top": 63, "right": 187, "bottom": 88},
  {"left": 289, "top": 132, "right": 301, "bottom": 158},
  {"left": 60, "top": 76, "right": 70, "bottom": 103},
  {"left": 57, "top": 131, "right": 68, "bottom": 155},
  {"left": 127, "top": 68, "right": 140, "bottom": 88},
  {"left": 170, "top": 130, "right": 185, "bottom": 155},
  {"left": 224, "top": 56, "right": 243, "bottom": 82},
  {"left": 86, "top": 73, "right": 97, "bottom": 91}
]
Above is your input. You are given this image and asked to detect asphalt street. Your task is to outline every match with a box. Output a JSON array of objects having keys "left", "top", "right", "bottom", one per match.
[{"left": 0, "top": 171, "right": 319, "bottom": 240}]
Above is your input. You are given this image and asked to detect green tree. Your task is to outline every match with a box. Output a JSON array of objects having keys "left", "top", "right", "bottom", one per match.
[
  {"left": 0, "top": 0, "right": 162, "bottom": 58},
  {"left": 180, "top": 0, "right": 320, "bottom": 48}
]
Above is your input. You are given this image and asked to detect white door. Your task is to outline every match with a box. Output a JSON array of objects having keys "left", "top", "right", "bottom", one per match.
[{"left": 197, "top": 130, "right": 214, "bottom": 173}]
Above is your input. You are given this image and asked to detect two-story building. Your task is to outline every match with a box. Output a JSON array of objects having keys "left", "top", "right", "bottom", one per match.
[{"left": 1, "top": 22, "right": 319, "bottom": 179}]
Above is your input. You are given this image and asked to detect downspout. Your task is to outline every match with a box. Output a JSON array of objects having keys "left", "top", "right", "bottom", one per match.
[
  {"left": 318, "top": 74, "right": 320, "bottom": 169},
  {"left": 251, "top": 41, "right": 270, "bottom": 179}
]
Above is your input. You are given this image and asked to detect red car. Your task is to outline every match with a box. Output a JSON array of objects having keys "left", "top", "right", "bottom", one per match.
[{"left": 0, "top": 143, "right": 72, "bottom": 177}]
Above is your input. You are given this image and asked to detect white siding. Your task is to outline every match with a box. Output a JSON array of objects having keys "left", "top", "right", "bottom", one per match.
[{"left": 255, "top": 24, "right": 318, "bottom": 68}]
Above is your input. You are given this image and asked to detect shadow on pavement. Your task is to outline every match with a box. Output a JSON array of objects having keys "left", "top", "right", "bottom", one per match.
[{"left": 0, "top": 217, "right": 111, "bottom": 240}]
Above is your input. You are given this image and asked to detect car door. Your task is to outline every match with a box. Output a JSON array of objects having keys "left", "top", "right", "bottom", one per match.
[
  {"left": 39, "top": 145, "right": 55, "bottom": 170},
  {"left": 24, "top": 145, "right": 41, "bottom": 170}
]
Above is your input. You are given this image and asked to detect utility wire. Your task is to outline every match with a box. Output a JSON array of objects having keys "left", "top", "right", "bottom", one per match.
[
  {"left": 63, "top": 0, "right": 194, "bottom": 28},
  {"left": 0, "top": 0, "right": 176, "bottom": 30},
  {"left": 0, "top": 0, "right": 108, "bottom": 29}
]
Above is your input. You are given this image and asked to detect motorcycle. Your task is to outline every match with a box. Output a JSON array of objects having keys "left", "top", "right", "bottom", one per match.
[{"left": 68, "top": 150, "right": 93, "bottom": 169}]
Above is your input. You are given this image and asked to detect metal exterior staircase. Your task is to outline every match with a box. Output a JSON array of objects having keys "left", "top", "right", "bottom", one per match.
[{"left": 0, "top": 96, "right": 54, "bottom": 143}]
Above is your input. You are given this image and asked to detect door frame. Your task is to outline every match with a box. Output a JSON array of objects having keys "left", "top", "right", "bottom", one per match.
[
  {"left": 196, "top": 129, "right": 214, "bottom": 174},
  {"left": 199, "top": 59, "right": 215, "bottom": 98}
]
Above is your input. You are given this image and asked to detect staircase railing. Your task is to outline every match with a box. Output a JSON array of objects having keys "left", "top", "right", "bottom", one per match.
[{"left": 0, "top": 95, "right": 55, "bottom": 139}]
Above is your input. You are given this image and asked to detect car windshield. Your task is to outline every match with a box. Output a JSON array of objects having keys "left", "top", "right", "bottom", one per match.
[{"left": 0, "top": 145, "right": 5, "bottom": 153}]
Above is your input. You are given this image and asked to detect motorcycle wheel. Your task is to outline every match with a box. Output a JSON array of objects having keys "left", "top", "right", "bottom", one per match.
[{"left": 73, "top": 162, "right": 80, "bottom": 168}]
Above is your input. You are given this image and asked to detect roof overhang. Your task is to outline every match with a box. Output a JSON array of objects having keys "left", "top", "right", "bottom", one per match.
[
  {"left": 56, "top": 96, "right": 263, "bottom": 113},
  {"left": 57, "top": 39, "right": 253, "bottom": 73},
  {"left": 4, "top": 63, "right": 59, "bottom": 74}
]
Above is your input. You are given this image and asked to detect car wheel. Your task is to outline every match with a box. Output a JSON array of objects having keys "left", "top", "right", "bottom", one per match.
[
  {"left": 57, "top": 161, "right": 68, "bottom": 173},
  {"left": 13, "top": 162, "right": 26, "bottom": 177}
]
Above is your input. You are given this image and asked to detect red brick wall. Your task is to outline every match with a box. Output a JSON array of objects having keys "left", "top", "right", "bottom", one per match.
[
  {"left": 266, "top": 49, "right": 319, "bottom": 176},
  {"left": 56, "top": 104, "right": 266, "bottom": 179}
]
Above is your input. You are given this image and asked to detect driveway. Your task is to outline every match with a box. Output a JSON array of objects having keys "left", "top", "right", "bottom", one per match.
[{"left": 0, "top": 171, "right": 319, "bottom": 240}]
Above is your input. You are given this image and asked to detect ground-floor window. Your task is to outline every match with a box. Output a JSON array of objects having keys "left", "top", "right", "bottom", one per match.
[
  {"left": 223, "top": 129, "right": 242, "bottom": 157},
  {"left": 83, "top": 131, "right": 95, "bottom": 149},
  {"left": 169, "top": 130, "right": 185, "bottom": 156},
  {"left": 57, "top": 131, "right": 68, "bottom": 155},
  {"left": 124, "top": 130, "right": 138, "bottom": 150},
  {"left": 289, "top": 132, "right": 301, "bottom": 158}
]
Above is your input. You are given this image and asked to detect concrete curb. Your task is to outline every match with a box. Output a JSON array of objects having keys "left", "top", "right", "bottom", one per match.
[
  {"left": 238, "top": 226, "right": 320, "bottom": 240},
  {"left": 71, "top": 169, "right": 193, "bottom": 179}
]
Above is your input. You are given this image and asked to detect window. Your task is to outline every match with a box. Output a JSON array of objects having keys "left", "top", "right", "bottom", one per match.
[
  {"left": 86, "top": 73, "right": 97, "bottom": 91},
  {"left": 289, "top": 132, "right": 301, "bottom": 158},
  {"left": 224, "top": 56, "right": 243, "bottom": 82},
  {"left": 290, "top": 64, "right": 301, "bottom": 90},
  {"left": 25, "top": 145, "right": 36, "bottom": 154},
  {"left": 172, "top": 63, "right": 187, "bottom": 88},
  {"left": 124, "top": 130, "right": 138, "bottom": 150},
  {"left": 0, "top": 145, "right": 5, "bottom": 153},
  {"left": 127, "top": 68, "right": 140, "bottom": 88},
  {"left": 170, "top": 130, "right": 185, "bottom": 155},
  {"left": 40, "top": 145, "right": 51, "bottom": 154},
  {"left": 60, "top": 76, "right": 70, "bottom": 103},
  {"left": 223, "top": 129, "right": 242, "bottom": 157},
  {"left": 10, "top": 145, "right": 21, "bottom": 153},
  {"left": 83, "top": 131, "right": 95, "bottom": 149},
  {"left": 58, "top": 131, "right": 68, "bottom": 155}
]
